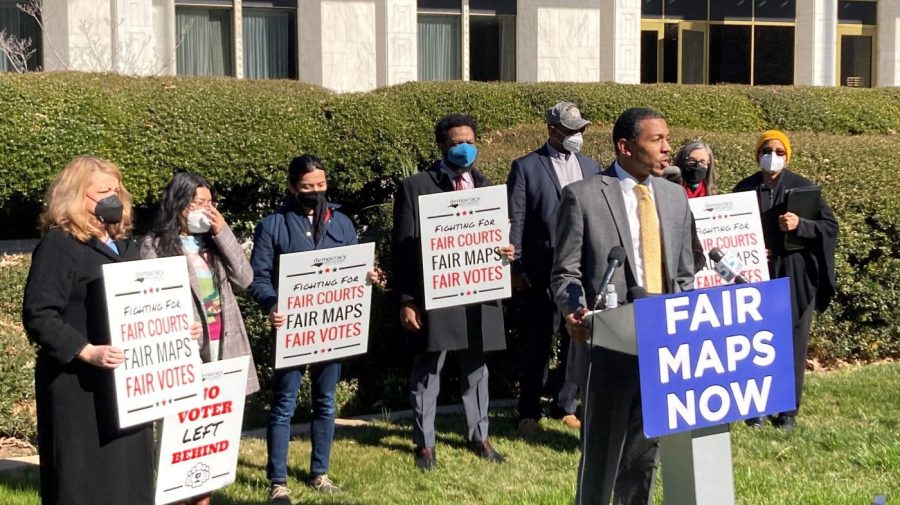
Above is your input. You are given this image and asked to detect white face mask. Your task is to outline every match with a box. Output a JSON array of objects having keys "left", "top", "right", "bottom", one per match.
[
  {"left": 562, "top": 132, "right": 584, "bottom": 154},
  {"left": 759, "top": 153, "right": 785, "bottom": 174},
  {"left": 186, "top": 209, "right": 211, "bottom": 234}
]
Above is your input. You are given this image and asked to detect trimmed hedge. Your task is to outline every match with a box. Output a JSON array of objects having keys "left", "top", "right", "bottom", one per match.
[{"left": 1, "top": 74, "right": 899, "bottom": 441}]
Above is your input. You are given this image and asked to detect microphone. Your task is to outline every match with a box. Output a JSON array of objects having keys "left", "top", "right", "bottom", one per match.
[
  {"left": 708, "top": 247, "right": 749, "bottom": 284},
  {"left": 593, "top": 246, "right": 627, "bottom": 310},
  {"left": 662, "top": 165, "right": 682, "bottom": 185},
  {"left": 626, "top": 286, "right": 648, "bottom": 303}
]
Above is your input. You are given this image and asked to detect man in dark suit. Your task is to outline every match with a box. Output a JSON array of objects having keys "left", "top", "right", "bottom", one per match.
[
  {"left": 507, "top": 101, "right": 600, "bottom": 435},
  {"left": 392, "top": 113, "right": 514, "bottom": 470},
  {"left": 552, "top": 108, "right": 695, "bottom": 504}
]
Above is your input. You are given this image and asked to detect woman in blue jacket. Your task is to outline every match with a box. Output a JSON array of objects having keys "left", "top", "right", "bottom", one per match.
[{"left": 249, "top": 154, "right": 377, "bottom": 502}]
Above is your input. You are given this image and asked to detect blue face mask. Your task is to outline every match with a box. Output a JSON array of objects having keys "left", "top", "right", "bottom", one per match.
[{"left": 446, "top": 143, "right": 478, "bottom": 168}]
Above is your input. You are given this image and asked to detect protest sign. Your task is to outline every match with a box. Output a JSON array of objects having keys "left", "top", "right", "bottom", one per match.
[
  {"left": 419, "top": 185, "right": 511, "bottom": 310},
  {"left": 103, "top": 256, "right": 203, "bottom": 428},
  {"left": 155, "top": 356, "right": 250, "bottom": 505},
  {"left": 635, "top": 279, "right": 795, "bottom": 438},
  {"left": 275, "top": 242, "right": 375, "bottom": 368},
  {"left": 689, "top": 192, "right": 769, "bottom": 289}
]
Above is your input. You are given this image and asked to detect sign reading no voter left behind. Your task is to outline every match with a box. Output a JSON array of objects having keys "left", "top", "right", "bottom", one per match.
[
  {"left": 155, "top": 356, "right": 250, "bottom": 505},
  {"left": 635, "top": 279, "right": 795, "bottom": 438},
  {"left": 276, "top": 242, "right": 375, "bottom": 369},
  {"left": 689, "top": 192, "right": 770, "bottom": 289},
  {"left": 419, "top": 185, "right": 511, "bottom": 310},
  {"left": 103, "top": 256, "right": 203, "bottom": 428}
]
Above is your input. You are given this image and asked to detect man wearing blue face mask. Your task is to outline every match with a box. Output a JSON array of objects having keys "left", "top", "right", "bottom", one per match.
[
  {"left": 507, "top": 102, "right": 600, "bottom": 436},
  {"left": 393, "top": 113, "right": 516, "bottom": 470}
]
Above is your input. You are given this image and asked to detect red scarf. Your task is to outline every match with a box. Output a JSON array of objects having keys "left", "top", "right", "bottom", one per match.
[{"left": 684, "top": 181, "right": 707, "bottom": 199}]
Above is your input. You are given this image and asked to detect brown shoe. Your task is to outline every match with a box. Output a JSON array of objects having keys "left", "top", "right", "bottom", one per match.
[
  {"left": 468, "top": 439, "right": 505, "bottom": 463},
  {"left": 562, "top": 414, "right": 581, "bottom": 430},
  {"left": 517, "top": 418, "right": 540, "bottom": 436}
]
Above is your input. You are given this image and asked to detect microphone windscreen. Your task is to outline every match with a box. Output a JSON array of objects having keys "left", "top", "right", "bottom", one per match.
[
  {"left": 608, "top": 245, "right": 627, "bottom": 264},
  {"left": 627, "top": 286, "right": 648, "bottom": 302},
  {"left": 708, "top": 247, "right": 725, "bottom": 263},
  {"left": 662, "top": 165, "right": 682, "bottom": 183}
]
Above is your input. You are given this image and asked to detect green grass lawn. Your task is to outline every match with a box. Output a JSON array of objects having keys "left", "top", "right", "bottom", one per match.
[{"left": 2, "top": 363, "right": 898, "bottom": 504}]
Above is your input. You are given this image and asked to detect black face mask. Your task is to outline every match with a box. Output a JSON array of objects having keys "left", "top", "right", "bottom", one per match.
[
  {"left": 297, "top": 190, "right": 326, "bottom": 210},
  {"left": 682, "top": 163, "right": 708, "bottom": 186},
  {"left": 92, "top": 194, "right": 124, "bottom": 224}
]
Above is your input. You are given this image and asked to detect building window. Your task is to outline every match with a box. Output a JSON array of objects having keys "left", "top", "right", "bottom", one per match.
[
  {"left": 709, "top": 24, "right": 751, "bottom": 84},
  {"left": 418, "top": 14, "right": 460, "bottom": 80},
  {"left": 837, "top": 1, "right": 876, "bottom": 88},
  {"left": 469, "top": 14, "right": 515, "bottom": 82},
  {"left": 663, "top": 0, "right": 707, "bottom": 21},
  {"left": 243, "top": 8, "right": 296, "bottom": 79},
  {"left": 755, "top": 0, "right": 796, "bottom": 22},
  {"left": 838, "top": 1, "right": 877, "bottom": 25},
  {"left": 710, "top": 0, "right": 753, "bottom": 21},
  {"left": 176, "top": 7, "right": 234, "bottom": 77},
  {"left": 840, "top": 35, "right": 872, "bottom": 87},
  {"left": 754, "top": 25, "right": 794, "bottom": 85},
  {"left": 0, "top": 0, "right": 42, "bottom": 72}
]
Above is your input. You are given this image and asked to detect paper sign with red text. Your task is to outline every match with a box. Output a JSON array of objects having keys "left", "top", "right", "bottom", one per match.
[
  {"left": 103, "top": 256, "right": 203, "bottom": 428},
  {"left": 155, "top": 356, "right": 249, "bottom": 505},
  {"left": 419, "top": 185, "right": 511, "bottom": 310},
  {"left": 275, "top": 243, "right": 375, "bottom": 368}
]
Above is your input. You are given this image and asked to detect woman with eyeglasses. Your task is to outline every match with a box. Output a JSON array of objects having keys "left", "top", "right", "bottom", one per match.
[
  {"left": 673, "top": 140, "right": 718, "bottom": 198},
  {"left": 140, "top": 172, "right": 261, "bottom": 505},
  {"left": 733, "top": 130, "right": 838, "bottom": 432}
]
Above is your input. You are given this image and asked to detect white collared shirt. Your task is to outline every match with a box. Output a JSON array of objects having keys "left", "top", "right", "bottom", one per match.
[
  {"left": 441, "top": 161, "right": 474, "bottom": 190},
  {"left": 545, "top": 143, "right": 583, "bottom": 188},
  {"left": 613, "top": 162, "right": 659, "bottom": 288}
]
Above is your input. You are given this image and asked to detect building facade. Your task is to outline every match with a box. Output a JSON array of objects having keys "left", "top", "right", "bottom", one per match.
[{"left": 1, "top": 0, "right": 897, "bottom": 90}]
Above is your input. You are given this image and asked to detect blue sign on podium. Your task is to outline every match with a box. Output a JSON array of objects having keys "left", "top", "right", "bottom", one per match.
[{"left": 635, "top": 279, "right": 795, "bottom": 438}]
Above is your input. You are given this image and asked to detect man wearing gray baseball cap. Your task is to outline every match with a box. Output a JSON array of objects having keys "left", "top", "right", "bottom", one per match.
[{"left": 507, "top": 101, "right": 601, "bottom": 436}]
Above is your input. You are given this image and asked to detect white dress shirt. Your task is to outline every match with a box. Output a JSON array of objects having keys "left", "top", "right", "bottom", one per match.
[{"left": 613, "top": 162, "right": 660, "bottom": 288}]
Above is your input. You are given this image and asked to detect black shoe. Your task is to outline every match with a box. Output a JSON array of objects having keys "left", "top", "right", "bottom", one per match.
[
  {"left": 468, "top": 439, "right": 505, "bottom": 463},
  {"left": 415, "top": 446, "right": 436, "bottom": 471},
  {"left": 773, "top": 415, "right": 796, "bottom": 432},
  {"left": 744, "top": 416, "right": 765, "bottom": 428}
]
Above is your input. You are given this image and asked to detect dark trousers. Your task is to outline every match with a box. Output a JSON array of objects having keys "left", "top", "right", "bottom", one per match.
[
  {"left": 410, "top": 349, "right": 490, "bottom": 449},
  {"left": 577, "top": 349, "right": 659, "bottom": 505},
  {"left": 784, "top": 302, "right": 815, "bottom": 417},
  {"left": 517, "top": 286, "right": 579, "bottom": 420}
]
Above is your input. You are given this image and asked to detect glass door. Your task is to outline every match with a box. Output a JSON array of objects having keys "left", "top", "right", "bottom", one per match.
[{"left": 680, "top": 21, "right": 707, "bottom": 84}]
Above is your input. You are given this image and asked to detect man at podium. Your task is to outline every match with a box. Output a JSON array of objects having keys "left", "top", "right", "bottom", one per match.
[{"left": 551, "top": 108, "right": 696, "bottom": 505}]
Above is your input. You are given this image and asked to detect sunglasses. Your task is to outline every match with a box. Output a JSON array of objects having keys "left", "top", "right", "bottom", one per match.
[{"left": 685, "top": 158, "right": 709, "bottom": 169}]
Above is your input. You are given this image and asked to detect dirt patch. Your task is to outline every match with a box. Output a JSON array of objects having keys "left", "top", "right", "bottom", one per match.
[{"left": 0, "top": 437, "right": 36, "bottom": 459}]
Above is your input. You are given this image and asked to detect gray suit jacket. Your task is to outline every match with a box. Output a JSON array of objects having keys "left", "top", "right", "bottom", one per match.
[{"left": 551, "top": 165, "right": 695, "bottom": 386}]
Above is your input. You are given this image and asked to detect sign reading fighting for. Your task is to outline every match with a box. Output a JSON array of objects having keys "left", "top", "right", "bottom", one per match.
[
  {"left": 689, "top": 192, "right": 769, "bottom": 289},
  {"left": 635, "top": 279, "right": 795, "bottom": 438},
  {"left": 419, "top": 185, "right": 511, "bottom": 310},
  {"left": 155, "top": 356, "right": 249, "bottom": 505},
  {"left": 103, "top": 256, "right": 203, "bottom": 428},
  {"left": 275, "top": 242, "right": 375, "bottom": 368}
]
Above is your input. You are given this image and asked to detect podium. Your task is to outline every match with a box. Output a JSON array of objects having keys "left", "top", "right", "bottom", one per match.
[
  {"left": 583, "top": 279, "right": 794, "bottom": 504},
  {"left": 586, "top": 305, "right": 736, "bottom": 505}
]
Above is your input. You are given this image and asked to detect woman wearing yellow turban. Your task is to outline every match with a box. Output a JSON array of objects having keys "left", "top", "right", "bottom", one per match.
[{"left": 733, "top": 130, "right": 838, "bottom": 432}]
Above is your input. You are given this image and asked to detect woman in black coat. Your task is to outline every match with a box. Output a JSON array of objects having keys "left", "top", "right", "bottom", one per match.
[
  {"left": 733, "top": 131, "right": 838, "bottom": 431},
  {"left": 23, "top": 156, "right": 155, "bottom": 504}
]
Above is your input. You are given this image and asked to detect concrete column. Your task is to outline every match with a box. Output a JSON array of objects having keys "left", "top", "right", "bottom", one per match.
[
  {"left": 599, "top": 0, "right": 641, "bottom": 83},
  {"left": 517, "top": 0, "right": 601, "bottom": 82},
  {"left": 794, "top": 0, "right": 837, "bottom": 86},
  {"left": 153, "top": 0, "right": 176, "bottom": 75},
  {"left": 115, "top": 0, "right": 159, "bottom": 75},
  {"left": 877, "top": 0, "right": 900, "bottom": 87},
  {"left": 461, "top": 0, "right": 470, "bottom": 81},
  {"left": 376, "top": 0, "right": 417, "bottom": 87},
  {"left": 233, "top": 0, "right": 243, "bottom": 78}
]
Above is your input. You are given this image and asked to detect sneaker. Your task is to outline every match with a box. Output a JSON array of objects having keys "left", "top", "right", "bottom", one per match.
[
  {"left": 268, "top": 482, "right": 292, "bottom": 503},
  {"left": 517, "top": 418, "right": 540, "bottom": 436},
  {"left": 561, "top": 414, "right": 582, "bottom": 430},
  {"left": 773, "top": 415, "right": 796, "bottom": 433},
  {"left": 309, "top": 474, "right": 341, "bottom": 493}
]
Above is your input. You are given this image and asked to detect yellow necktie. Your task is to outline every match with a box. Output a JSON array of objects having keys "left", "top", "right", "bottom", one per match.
[{"left": 634, "top": 184, "right": 663, "bottom": 294}]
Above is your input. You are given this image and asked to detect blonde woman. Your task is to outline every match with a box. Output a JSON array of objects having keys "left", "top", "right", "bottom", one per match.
[{"left": 22, "top": 156, "right": 198, "bottom": 504}]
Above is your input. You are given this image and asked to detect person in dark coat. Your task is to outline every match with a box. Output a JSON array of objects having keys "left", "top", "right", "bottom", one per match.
[
  {"left": 671, "top": 140, "right": 720, "bottom": 274},
  {"left": 392, "top": 113, "right": 515, "bottom": 470},
  {"left": 249, "top": 155, "right": 380, "bottom": 501},
  {"left": 733, "top": 130, "right": 838, "bottom": 432},
  {"left": 22, "top": 156, "right": 155, "bottom": 505},
  {"left": 507, "top": 101, "right": 600, "bottom": 435}
]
